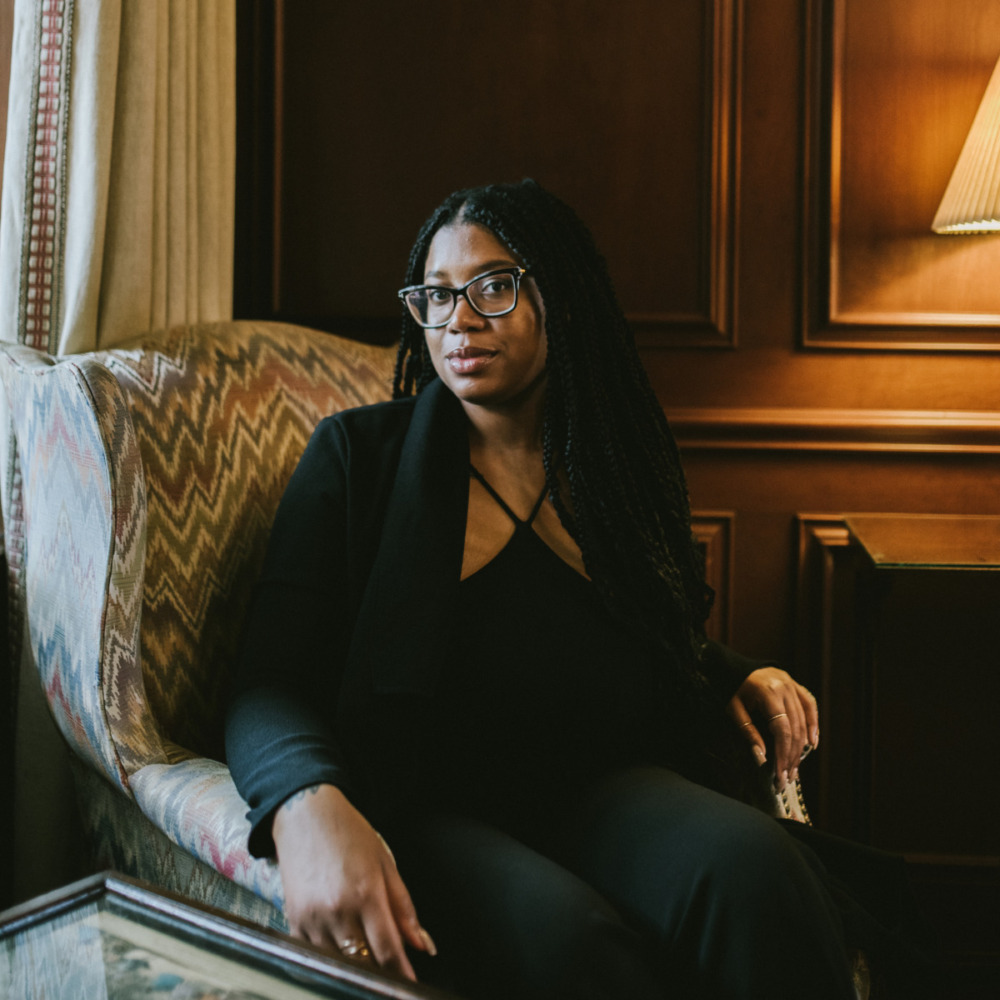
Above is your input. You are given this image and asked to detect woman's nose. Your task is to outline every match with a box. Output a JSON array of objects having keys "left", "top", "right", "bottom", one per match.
[{"left": 448, "top": 293, "right": 485, "bottom": 330}]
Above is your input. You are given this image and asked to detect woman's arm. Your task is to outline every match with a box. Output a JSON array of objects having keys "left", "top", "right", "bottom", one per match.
[
  {"left": 226, "top": 417, "right": 357, "bottom": 854},
  {"left": 224, "top": 417, "right": 436, "bottom": 977}
]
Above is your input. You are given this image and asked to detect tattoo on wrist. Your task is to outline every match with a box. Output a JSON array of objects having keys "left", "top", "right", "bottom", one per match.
[{"left": 282, "top": 784, "right": 325, "bottom": 812}]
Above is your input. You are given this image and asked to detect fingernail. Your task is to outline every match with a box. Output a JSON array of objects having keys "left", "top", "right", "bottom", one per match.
[
  {"left": 419, "top": 928, "right": 438, "bottom": 957},
  {"left": 752, "top": 745, "right": 766, "bottom": 766},
  {"left": 790, "top": 766, "right": 799, "bottom": 783},
  {"left": 781, "top": 769, "right": 789, "bottom": 787},
  {"left": 811, "top": 727, "right": 820, "bottom": 745}
]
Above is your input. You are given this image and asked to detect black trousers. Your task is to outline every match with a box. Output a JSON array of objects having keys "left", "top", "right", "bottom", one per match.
[{"left": 387, "top": 767, "right": 857, "bottom": 1000}]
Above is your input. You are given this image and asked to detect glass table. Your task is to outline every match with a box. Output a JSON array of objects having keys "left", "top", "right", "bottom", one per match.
[{"left": 0, "top": 872, "right": 459, "bottom": 1000}]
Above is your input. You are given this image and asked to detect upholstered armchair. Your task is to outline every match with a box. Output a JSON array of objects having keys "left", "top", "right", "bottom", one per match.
[
  {"left": 0, "top": 321, "right": 396, "bottom": 929},
  {"left": 0, "top": 317, "right": 814, "bottom": 939}
]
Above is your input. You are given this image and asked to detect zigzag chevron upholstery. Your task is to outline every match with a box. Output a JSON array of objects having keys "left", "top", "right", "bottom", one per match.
[
  {"left": 0, "top": 320, "right": 396, "bottom": 922},
  {"left": 92, "top": 321, "right": 395, "bottom": 765}
]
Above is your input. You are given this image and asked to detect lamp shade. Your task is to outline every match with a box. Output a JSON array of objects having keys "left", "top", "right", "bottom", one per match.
[{"left": 932, "top": 53, "right": 1000, "bottom": 233}]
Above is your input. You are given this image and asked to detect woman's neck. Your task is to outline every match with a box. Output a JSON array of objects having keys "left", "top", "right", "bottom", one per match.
[
  {"left": 465, "top": 395, "right": 548, "bottom": 516},
  {"left": 460, "top": 375, "right": 546, "bottom": 462}
]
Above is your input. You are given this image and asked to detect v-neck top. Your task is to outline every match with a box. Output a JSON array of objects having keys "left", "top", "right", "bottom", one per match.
[{"left": 418, "top": 467, "right": 668, "bottom": 830}]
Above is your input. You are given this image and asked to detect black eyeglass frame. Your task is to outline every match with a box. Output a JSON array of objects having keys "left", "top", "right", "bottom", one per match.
[{"left": 397, "top": 266, "right": 529, "bottom": 329}]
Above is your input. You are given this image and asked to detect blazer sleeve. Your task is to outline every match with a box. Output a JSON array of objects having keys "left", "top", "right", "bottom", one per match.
[
  {"left": 699, "top": 639, "right": 777, "bottom": 703},
  {"left": 225, "top": 416, "right": 356, "bottom": 858}
]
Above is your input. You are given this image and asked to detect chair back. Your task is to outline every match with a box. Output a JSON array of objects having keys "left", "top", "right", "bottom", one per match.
[{"left": 1, "top": 321, "right": 396, "bottom": 786}]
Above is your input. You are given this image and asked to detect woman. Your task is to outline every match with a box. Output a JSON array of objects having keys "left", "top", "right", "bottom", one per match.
[{"left": 226, "top": 180, "right": 858, "bottom": 999}]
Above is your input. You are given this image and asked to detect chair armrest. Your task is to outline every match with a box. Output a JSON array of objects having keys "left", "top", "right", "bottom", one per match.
[{"left": 130, "top": 758, "right": 285, "bottom": 910}]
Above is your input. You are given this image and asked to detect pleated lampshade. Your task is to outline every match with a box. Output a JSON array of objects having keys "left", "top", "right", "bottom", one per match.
[{"left": 932, "top": 54, "right": 1000, "bottom": 233}]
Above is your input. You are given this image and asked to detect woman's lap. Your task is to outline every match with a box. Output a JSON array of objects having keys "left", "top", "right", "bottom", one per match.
[{"left": 389, "top": 766, "right": 856, "bottom": 1000}]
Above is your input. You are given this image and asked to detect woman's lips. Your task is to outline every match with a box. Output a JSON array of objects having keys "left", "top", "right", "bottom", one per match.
[{"left": 446, "top": 346, "right": 497, "bottom": 375}]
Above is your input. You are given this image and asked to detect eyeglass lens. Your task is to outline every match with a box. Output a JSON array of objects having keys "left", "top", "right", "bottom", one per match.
[{"left": 405, "top": 270, "right": 520, "bottom": 327}]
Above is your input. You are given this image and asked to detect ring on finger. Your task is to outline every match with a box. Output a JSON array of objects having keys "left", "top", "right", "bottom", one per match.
[
  {"left": 340, "top": 938, "right": 373, "bottom": 960},
  {"left": 768, "top": 713, "right": 788, "bottom": 722}
]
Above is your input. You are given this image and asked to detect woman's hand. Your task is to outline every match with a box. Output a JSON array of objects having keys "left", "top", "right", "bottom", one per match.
[
  {"left": 726, "top": 667, "right": 819, "bottom": 786},
  {"left": 272, "top": 783, "right": 436, "bottom": 981}
]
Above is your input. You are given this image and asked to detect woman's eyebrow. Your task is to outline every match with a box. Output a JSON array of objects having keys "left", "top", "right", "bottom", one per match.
[{"left": 424, "top": 259, "right": 518, "bottom": 282}]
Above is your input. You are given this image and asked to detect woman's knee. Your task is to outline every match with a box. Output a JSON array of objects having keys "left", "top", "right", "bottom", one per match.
[
  {"left": 393, "top": 813, "right": 660, "bottom": 1000},
  {"left": 693, "top": 805, "right": 806, "bottom": 888},
  {"left": 564, "top": 768, "right": 831, "bottom": 930}
]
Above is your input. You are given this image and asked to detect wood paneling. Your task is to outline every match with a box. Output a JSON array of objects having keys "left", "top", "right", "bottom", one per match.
[
  {"left": 669, "top": 406, "right": 1000, "bottom": 453},
  {"left": 236, "top": 1, "right": 1000, "bottom": 976},
  {"left": 794, "top": 513, "right": 1000, "bottom": 970},
  {"left": 803, "top": 0, "right": 1000, "bottom": 349},
  {"left": 692, "top": 512, "right": 735, "bottom": 643},
  {"left": 238, "top": 0, "right": 742, "bottom": 346}
]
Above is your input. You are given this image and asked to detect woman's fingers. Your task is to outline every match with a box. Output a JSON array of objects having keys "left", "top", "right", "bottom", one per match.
[
  {"left": 382, "top": 851, "right": 437, "bottom": 957},
  {"left": 726, "top": 694, "right": 768, "bottom": 766},
  {"left": 732, "top": 668, "right": 820, "bottom": 786},
  {"left": 360, "top": 893, "right": 418, "bottom": 982},
  {"left": 767, "top": 706, "right": 794, "bottom": 785},
  {"left": 799, "top": 683, "right": 820, "bottom": 749}
]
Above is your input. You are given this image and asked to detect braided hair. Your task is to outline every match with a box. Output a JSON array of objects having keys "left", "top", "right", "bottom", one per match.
[{"left": 394, "top": 179, "right": 715, "bottom": 698}]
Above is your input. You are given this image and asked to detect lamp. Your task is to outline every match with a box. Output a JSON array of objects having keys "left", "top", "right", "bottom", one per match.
[{"left": 932, "top": 53, "right": 1000, "bottom": 233}]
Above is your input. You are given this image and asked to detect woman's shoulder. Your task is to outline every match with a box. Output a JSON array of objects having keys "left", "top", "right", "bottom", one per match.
[{"left": 313, "top": 395, "right": 418, "bottom": 449}]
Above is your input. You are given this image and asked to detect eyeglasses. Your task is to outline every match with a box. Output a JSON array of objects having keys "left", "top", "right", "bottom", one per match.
[{"left": 398, "top": 267, "right": 529, "bottom": 329}]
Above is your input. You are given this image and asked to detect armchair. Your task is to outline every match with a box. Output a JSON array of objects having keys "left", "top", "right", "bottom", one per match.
[
  {"left": 0, "top": 317, "right": 813, "bottom": 938},
  {"left": 0, "top": 321, "right": 396, "bottom": 929}
]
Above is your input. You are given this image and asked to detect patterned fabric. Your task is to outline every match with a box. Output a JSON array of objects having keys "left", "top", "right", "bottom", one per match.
[
  {"left": 129, "top": 758, "right": 284, "bottom": 907},
  {"left": 72, "top": 762, "right": 287, "bottom": 932},
  {"left": 0, "top": 345, "right": 154, "bottom": 791},
  {"left": 13, "top": 0, "right": 74, "bottom": 355},
  {"left": 0, "top": 320, "right": 395, "bottom": 919},
  {"left": 774, "top": 774, "right": 811, "bottom": 824},
  {"left": 93, "top": 321, "right": 396, "bottom": 763},
  {"left": 0, "top": 0, "right": 237, "bottom": 357}
]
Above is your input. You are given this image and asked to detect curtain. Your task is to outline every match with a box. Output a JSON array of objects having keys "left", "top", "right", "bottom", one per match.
[
  {"left": 0, "top": 0, "right": 236, "bottom": 905},
  {"left": 0, "top": 0, "right": 235, "bottom": 355}
]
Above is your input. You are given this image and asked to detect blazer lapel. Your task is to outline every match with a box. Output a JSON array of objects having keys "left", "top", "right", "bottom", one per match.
[{"left": 350, "top": 379, "right": 468, "bottom": 696}]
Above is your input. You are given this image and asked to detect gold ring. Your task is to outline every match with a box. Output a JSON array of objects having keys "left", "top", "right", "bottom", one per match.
[
  {"left": 768, "top": 713, "right": 788, "bottom": 721},
  {"left": 740, "top": 721, "right": 754, "bottom": 728},
  {"left": 340, "top": 938, "right": 372, "bottom": 960}
]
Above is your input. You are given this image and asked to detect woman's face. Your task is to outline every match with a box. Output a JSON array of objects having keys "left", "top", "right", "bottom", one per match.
[{"left": 422, "top": 222, "right": 547, "bottom": 413}]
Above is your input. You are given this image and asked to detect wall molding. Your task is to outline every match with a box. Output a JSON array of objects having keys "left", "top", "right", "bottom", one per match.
[
  {"left": 691, "top": 511, "right": 734, "bottom": 643},
  {"left": 236, "top": 2, "right": 745, "bottom": 348},
  {"left": 635, "top": 0, "right": 742, "bottom": 349},
  {"left": 794, "top": 514, "right": 864, "bottom": 837},
  {"left": 668, "top": 406, "right": 1000, "bottom": 453}
]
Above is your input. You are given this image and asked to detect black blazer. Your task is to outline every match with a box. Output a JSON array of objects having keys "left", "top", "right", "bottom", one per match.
[{"left": 225, "top": 379, "right": 767, "bottom": 856}]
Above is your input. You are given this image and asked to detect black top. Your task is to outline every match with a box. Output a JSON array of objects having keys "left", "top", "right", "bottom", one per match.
[{"left": 418, "top": 468, "right": 666, "bottom": 829}]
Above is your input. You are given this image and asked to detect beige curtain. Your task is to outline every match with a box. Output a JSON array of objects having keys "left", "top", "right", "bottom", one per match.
[
  {"left": 0, "top": 0, "right": 236, "bottom": 355},
  {"left": 0, "top": 0, "right": 236, "bottom": 904}
]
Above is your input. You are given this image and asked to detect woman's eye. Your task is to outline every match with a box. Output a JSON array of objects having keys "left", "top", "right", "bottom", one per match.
[
  {"left": 426, "top": 287, "right": 452, "bottom": 304},
  {"left": 480, "top": 276, "right": 513, "bottom": 297}
]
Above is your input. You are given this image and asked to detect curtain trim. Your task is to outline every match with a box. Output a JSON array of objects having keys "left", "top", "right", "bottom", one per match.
[{"left": 17, "top": 0, "right": 74, "bottom": 355}]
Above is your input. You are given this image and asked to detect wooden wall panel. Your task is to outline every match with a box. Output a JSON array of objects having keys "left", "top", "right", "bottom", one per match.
[
  {"left": 243, "top": 0, "right": 741, "bottom": 345},
  {"left": 793, "top": 513, "right": 1000, "bottom": 970},
  {"left": 692, "top": 512, "right": 735, "bottom": 643},
  {"left": 803, "top": 0, "right": 1000, "bottom": 348}
]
